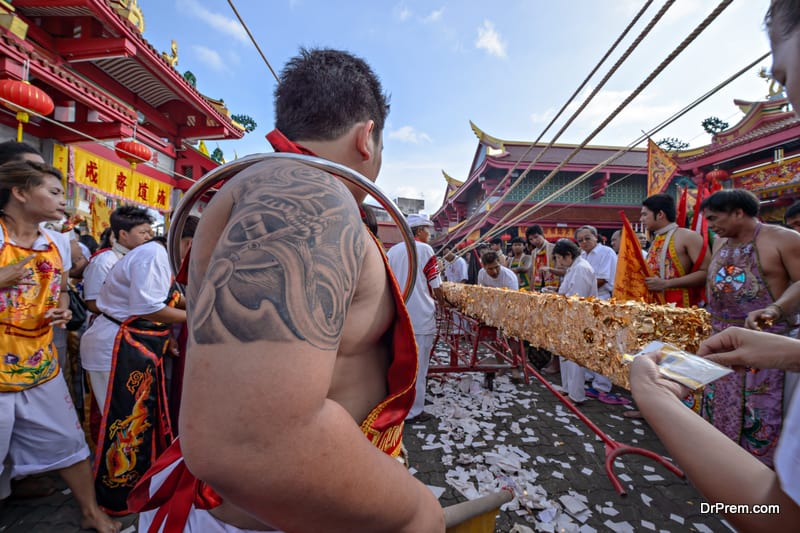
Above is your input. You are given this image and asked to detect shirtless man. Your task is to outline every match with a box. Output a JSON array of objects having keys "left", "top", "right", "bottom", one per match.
[
  {"left": 701, "top": 188, "right": 800, "bottom": 466},
  {"left": 133, "top": 48, "right": 444, "bottom": 532},
  {"left": 641, "top": 193, "right": 710, "bottom": 307}
]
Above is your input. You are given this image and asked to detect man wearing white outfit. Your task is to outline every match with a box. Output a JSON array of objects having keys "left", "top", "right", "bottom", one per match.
[
  {"left": 387, "top": 213, "right": 443, "bottom": 423},
  {"left": 575, "top": 225, "right": 617, "bottom": 398},
  {"left": 80, "top": 205, "right": 153, "bottom": 411},
  {"left": 477, "top": 251, "right": 519, "bottom": 290},
  {"left": 549, "top": 239, "right": 597, "bottom": 403}
]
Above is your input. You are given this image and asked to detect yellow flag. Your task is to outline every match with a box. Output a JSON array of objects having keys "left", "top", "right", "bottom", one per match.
[
  {"left": 90, "top": 193, "right": 113, "bottom": 241},
  {"left": 647, "top": 139, "right": 678, "bottom": 197},
  {"left": 613, "top": 213, "right": 663, "bottom": 304},
  {"left": 198, "top": 140, "right": 210, "bottom": 157}
]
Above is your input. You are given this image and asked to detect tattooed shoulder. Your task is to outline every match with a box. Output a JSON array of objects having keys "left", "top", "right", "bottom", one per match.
[{"left": 192, "top": 160, "right": 366, "bottom": 349}]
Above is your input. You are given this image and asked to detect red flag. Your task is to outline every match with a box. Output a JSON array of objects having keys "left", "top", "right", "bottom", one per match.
[
  {"left": 647, "top": 139, "right": 678, "bottom": 196},
  {"left": 676, "top": 186, "right": 688, "bottom": 228},
  {"left": 613, "top": 212, "right": 664, "bottom": 304}
]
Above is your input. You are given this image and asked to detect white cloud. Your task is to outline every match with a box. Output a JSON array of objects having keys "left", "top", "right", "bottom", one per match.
[
  {"left": 475, "top": 20, "right": 506, "bottom": 58},
  {"left": 530, "top": 109, "right": 557, "bottom": 124},
  {"left": 423, "top": 7, "right": 445, "bottom": 24},
  {"left": 178, "top": 0, "right": 248, "bottom": 44},
  {"left": 192, "top": 45, "right": 225, "bottom": 72},
  {"left": 389, "top": 126, "right": 432, "bottom": 144},
  {"left": 393, "top": 3, "right": 412, "bottom": 21}
]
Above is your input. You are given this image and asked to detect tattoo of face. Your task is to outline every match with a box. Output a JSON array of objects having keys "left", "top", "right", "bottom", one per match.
[{"left": 192, "top": 163, "right": 365, "bottom": 350}]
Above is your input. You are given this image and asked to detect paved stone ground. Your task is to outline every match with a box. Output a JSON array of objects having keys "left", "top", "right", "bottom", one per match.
[{"left": 1, "top": 346, "right": 732, "bottom": 533}]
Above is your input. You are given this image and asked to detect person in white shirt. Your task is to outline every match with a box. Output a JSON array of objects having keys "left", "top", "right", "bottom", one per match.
[
  {"left": 80, "top": 205, "right": 154, "bottom": 411},
  {"left": 546, "top": 239, "right": 597, "bottom": 403},
  {"left": 477, "top": 251, "right": 519, "bottom": 290},
  {"left": 387, "top": 213, "right": 443, "bottom": 423},
  {"left": 442, "top": 245, "right": 467, "bottom": 283},
  {"left": 575, "top": 226, "right": 617, "bottom": 398}
]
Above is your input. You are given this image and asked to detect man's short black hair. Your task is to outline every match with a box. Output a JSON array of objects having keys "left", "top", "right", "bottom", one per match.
[
  {"left": 510, "top": 236, "right": 525, "bottom": 245},
  {"left": 275, "top": 48, "right": 390, "bottom": 144},
  {"left": 785, "top": 200, "right": 800, "bottom": 221},
  {"left": 526, "top": 225, "right": 544, "bottom": 237},
  {"left": 182, "top": 215, "right": 200, "bottom": 240},
  {"left": 642, "top": 193, "right": 677, "bottom": 222},
  {"left": 482, "top": 250, "right": 499, "bottom": 265},
  {"left": 765, "top": 0, "right": 800, "bottom": 38},
  {"left": 0, "top": 140, "right": 41, "bottom": 165},
  {"left": 109, "top": 205, "right": 155, "bottom": 239},
  {"left": 700, "top": 189, "right": 760, "bottom": 218},
  {"left": 490, "top": 237, "right": 503, "bottom": 246},
  {"left": 553, "top": 238, "right": 581, "bottom": 259}
]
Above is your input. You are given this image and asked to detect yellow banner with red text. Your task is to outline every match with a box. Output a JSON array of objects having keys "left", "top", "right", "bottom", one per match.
[{"left": 53, "top": 144, "right": 172, "bottom": 212}]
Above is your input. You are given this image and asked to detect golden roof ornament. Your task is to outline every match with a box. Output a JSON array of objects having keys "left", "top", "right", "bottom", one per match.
[
  {"left": 162, "top": 40, "right": 178, "bottom": 68},
  {"left": 110, "top": 0, "right": 145, "bottom": 33}
]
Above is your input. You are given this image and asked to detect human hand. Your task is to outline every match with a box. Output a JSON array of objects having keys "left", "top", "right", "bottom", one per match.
[
  {"left": 45, "top": 307, "right": 73, "bottom": 329},
  {"left": 644, "top": 276, "right": 669, "bottom": 291},
  {"left": 696, "top": 326, "right": 800, "bottom": 372},
  {"left": 630, "top": 351, "right": 691, "bottom": 401},
  {"left": 744, "top": 305, "right": 781, "bottom": 330},
  {"left": 0, "top": 255, "right": 35, "bottom": 288}
]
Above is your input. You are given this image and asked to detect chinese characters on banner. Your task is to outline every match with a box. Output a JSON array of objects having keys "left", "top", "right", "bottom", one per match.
[{"left": 53, "top": 144, "right": 171, "bottom": 212}]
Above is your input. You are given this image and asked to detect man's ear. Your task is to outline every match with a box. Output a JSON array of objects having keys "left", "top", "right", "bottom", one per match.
[{"left": 355, "top": 120, "right": 375, "bottom": 161}]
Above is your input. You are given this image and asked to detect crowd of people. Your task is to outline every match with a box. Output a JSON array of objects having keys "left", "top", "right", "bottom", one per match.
[{"left": 1, "top": 2, "right": 800, "bottom": 532}]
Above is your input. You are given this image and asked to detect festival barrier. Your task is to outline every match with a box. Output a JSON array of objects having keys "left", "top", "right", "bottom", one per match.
[
  {"left": 429, "top": 306, "right": 529, "bottom": 390},
  {"left": 438, "top": 282, "right": 712, "bottom": 495},
  {"left": 441, "top": 282, "right": 711, "bottom": 390}
]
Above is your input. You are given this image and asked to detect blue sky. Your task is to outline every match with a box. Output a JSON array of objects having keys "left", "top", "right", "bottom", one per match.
[{"left": 139, "top": 0, "right": 774, "bottom": 214}]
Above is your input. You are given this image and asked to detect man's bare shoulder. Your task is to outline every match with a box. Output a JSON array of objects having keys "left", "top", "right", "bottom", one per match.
[
  {"left": 190, "top": 158, "right": 366, "bottom": 350},
  {"left": 760, "top": 223, "right": 800, "bottom": 245}
]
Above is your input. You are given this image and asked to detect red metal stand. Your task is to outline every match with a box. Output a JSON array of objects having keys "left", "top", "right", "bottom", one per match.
[
  {"left": 429, "top": 305, "right": 528, "bottom": 389},
  {"left": 431, "top": 304, "right": 685, "bottom": 496},
  {"left": 522, "top": 361, "right": 684, "bottom": 496}
]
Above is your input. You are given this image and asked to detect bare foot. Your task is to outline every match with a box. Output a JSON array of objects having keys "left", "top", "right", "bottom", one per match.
[
  {"left": 623, "top": 409, "right": 643, "bottom": 419},
  {"left": 80, "top": 509, "right": 122, "bottom": 533}
]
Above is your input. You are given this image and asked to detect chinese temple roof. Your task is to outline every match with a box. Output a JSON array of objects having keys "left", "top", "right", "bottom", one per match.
[
  {"left": 676, "top": 97, "right": 800, "bottom": 169},
  {"left": 7, "top": 0, "right": 244, "bottom": 147}
]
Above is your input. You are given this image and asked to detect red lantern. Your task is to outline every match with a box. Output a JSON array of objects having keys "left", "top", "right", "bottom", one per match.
[
  {"left": 0, "top": 79, "right": 54, "bottom": 142},
  {"left": 705, "top": 168, "right": 728, "bottom": 193},
  {"left": 500, "top": 233, "right": 511, "bottom": 241},
  {"left": 115, "top": 140, "right": 152, "bottom": 170}
]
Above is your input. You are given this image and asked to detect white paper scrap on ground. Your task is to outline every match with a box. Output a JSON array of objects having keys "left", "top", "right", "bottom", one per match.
[
  {"left": 426, "top": 485, "right": 446, "bottom": 499},
  {"left": 693, "top": 523, "right": 715, "bottom": 533},
  {"left": 559, "top": 494, "right": 588, "bottom": 515},
  {"left": 603, "top": 519, "right": 635, "bottom": 533},
  {"left": 641, "top": 493, "right": 653, "bottom": 507},
  {"left": 670, "top": 513, "right": 685, "bottom": 525},
  {"left": 641, "top": 520, "right": 656, "bottom": 531},
  {"left": 509, "top": 524, "right": 536, "bottom": 533}
]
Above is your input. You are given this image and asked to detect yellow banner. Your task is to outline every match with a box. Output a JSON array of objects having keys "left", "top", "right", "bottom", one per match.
[
  {"left": 90, "top": 193, "right": 113, "bottom": 241},
  {"left": 70, "top": 146, "right": 171, "bottom": 212},
  {"left": 647, "top": 139, "right": 678, "bottom": 197}
]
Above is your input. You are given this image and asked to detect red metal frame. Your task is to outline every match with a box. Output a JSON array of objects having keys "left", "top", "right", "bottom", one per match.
[
  {"left": 429, "top": 305, "right": 529, "bottom": 388},
  {"left": 430, "top": 305, "right": 684, "bottom": 496}
]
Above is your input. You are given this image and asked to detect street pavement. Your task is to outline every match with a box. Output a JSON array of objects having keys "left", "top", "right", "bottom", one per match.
[{"left": 1, "top": 346, "right": 732, "bottom": 533}]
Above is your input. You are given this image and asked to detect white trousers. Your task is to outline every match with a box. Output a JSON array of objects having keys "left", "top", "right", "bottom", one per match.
[
  {"left": 560, "top": 357, "right": 587, "bottom": 403},
  {"left": 0, "top": 373, "right": 90, "bottom": 499},
  {"left": 407, "top": 334, "right": 435, "bottom": 419},
  {"left": 87, "top": 370, "right": 111, "bottom": 412}
]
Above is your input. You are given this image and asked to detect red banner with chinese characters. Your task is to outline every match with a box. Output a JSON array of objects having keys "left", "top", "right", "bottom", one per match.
[
  {"left": 59, "top": 145, "right": 171, "bottom": 212},
  {"left": 647, "top": 139, "right": 678, "bottom": 197}
]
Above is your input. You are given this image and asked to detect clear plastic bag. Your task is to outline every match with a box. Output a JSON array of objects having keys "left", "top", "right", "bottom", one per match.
[{"left": 623, "top": 341, "right": 733, "bottom": 390}]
